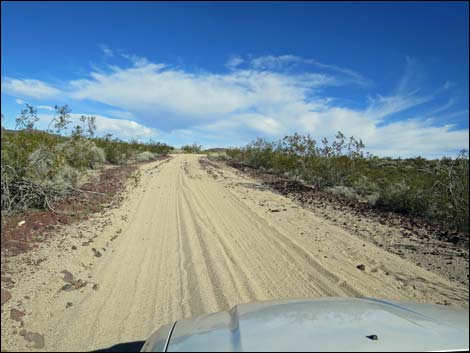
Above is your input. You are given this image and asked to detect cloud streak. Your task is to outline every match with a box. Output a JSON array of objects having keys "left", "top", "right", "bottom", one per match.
[
  {"left": 1, "top": 53, "right": 468, "bottom": 157},
  {"left": 2, "top": 78, "right": 61, "bottom": 99}
]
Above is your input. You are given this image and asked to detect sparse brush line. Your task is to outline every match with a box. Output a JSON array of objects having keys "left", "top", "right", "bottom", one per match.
[
  {"left": 1, "top": 103, "right": 174, "bottom": 218},
  {"left": 217, "top": 132, "right": 469, "bottom": 235}
]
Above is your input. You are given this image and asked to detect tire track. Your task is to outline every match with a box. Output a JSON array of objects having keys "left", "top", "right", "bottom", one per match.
[{"left": 4, "top": 154, "right": 466, "bottom": 352}]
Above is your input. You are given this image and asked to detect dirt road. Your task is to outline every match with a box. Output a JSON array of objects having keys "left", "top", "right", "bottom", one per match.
[{"left": 2, "top": 154, "right": 468, "bottom": 351}]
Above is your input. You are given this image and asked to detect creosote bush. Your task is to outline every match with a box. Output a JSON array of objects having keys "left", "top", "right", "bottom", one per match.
[
  {"left": 225, "top": 132, "right": 469, "bottom": 234},
  {"left": 181, "top": 143, "right": 203, "bottom": 154},
  {"left": 1, "top": 103, "right": 174, "bottom": 218}
]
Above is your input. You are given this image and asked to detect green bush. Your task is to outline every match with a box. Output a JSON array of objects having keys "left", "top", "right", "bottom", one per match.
[
  {"left": 225, "top": 133, "right": 469, "bottom": 234},
  {"left": 59, "top": 138, "right": 106, "bottom": 170},
  {"left": 135, "top": 151, "right": 157, "bottom": 162},
  {"left": 181, "top": 143, "right": 203, "bottom": 154},
  {"left": 1, "top": 103, "right": 174, "bottom": 215},
  {"left": 93, "top": 137, "right": 173, "bottom": 164}
]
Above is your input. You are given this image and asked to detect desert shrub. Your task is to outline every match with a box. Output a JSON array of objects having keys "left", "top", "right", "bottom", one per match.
[
  {"left": 93, "top": 137, "right": 172, "bottom": 165},
  {"left": 430, "top": 151, "right": 469, "bottom": 233},
  {"left": 27, "top": 146, "right": 66, "bottom": 182},
  {"left": 54, "top": 165, "right": 81, "bottom": 188},
  {"left": 1, "top": 130, "right": 66, "bottom": 181},
  {"left": 135, "top": 151, "right": 157, "bottom": 162},
  {"left": 375, "top": 180, "right": 432, "bottom": 216},
  {"left": 326, "top": 186, "right": 360, "bottom": 200},
  {"left": 226, "top": 132, "right": 469, "bottom": 234},
  {"left": 182, "top": 143, "right": 203, "bottom": 154},
  {"left": 59, "top": 138, "right": 106, "bottom": 170},
  {"left": 1, "top": 104, "right": 174, "bottom": 217},
  {"left": 146, "top": 141, "right": 174, "bottom": 155}
]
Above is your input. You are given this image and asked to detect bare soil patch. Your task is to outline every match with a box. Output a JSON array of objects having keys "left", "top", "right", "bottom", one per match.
[{"left": 224, "top": 160, "right": 469, "bottom": 287}]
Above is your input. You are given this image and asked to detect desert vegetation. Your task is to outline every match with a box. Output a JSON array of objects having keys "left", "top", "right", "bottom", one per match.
[
  {"left": 220, "top": 132, "right": 469, "bottom": 235},
  {"left": 1, "top": 104, "right": 173, "bottom": 218},
  {"left": 181, "top": 143, "right": 203, "bottom": 154}
]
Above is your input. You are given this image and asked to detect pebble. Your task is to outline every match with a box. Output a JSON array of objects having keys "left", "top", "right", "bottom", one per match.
[{"left": 356, "top": 264, "right": 366, "bottom": 271}]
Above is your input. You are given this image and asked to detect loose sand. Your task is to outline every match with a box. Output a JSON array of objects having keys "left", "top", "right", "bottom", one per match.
[{"left": 1, "top": 154, "right": 468, "bottom": 351}]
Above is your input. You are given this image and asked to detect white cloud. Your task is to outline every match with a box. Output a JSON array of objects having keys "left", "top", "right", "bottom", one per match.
[
  {"left": 2, "top": 78, "right": 60, "bottom": 99},
  {"left": 106, "top": 110, "right": 135, "bottom": 119},
  {"left": 250, "top": 55, "right": 371, "bottom": 86},
  {"left": 91, "top": 114, "right": 158, "bottom": 139},
  {"left": 36, "top": 113, "right": 158, "bottom": 140},
  {"left": 38, "top": 105, "right": 54, "bottom": 111},
  {"left": 121, "top": 53, "right": 156, "bottom": 68},
  {"left": 364, "top": 119, "right": 469, "bottom": 158},
  {"left": 99, "top": 44, "right": 114, "bottom": 57},
  {"left": 424, "top": 99, "right": 455, "bottom": 117},
  {"left": 226, "top": 56, "right": 244, "bottom": 69},
  {"left": 364, "top": 92, "right": 433, "bottom": 121},
  {"left": 15, "top": 99, "right": 53, "bottom": 111},
  {"left": 68, "top": 62, "right": 337, "bottom": 131},
  {"left": 3, "top": 53, "right": 468, "bottom": 157}
]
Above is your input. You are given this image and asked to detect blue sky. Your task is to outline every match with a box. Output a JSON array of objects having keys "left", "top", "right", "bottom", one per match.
[{"left": 1, "top": 1, "right": 468, "bottom": 157}]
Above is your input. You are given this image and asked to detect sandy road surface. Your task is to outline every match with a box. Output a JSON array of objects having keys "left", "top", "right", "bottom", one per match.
[{"left": 1, "top": 154, "right": 468, "bottom": 351}]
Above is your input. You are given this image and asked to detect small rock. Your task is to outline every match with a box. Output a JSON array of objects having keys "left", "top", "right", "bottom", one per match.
[
  {"left": 92, "top": 248, "right": 102, "bottom": 257},
  {"left": 356, "top": 264, "right": 366, "bottom": 271},
  {"left": 22, "top": 330, "right": 45, "bottom": 349},
  {"left": 269, "top": 209, "right": 280, "bottom": 212},
  {"left": 66, "top": 302, "right": 73, "bottom": 309},
  {"left": 92, "top": 284, "right": 99, "bottom": 291},
  {"left": 61, "top": 284, "right": 74, "bottom": 292},
  {"left": 71, "top": 245, "right": 77, "bottom": 250},
  {"left": 1, "top": 288, "right": 12, "bottom": 306},
  {"left": 17, "top": 220, "right": 26, "bottom": 227},
  {"left": 10, "top": 308, "right": 25, "bottom": 322},
  {"left": 60, "top": 270, "right": 74, "bottom": 283}
]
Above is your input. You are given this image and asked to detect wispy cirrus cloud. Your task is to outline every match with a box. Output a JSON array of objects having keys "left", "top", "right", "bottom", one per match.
[
  {"left": 249, "top": 54, "right": 371, "bottom": 86},
  {"left": 98, "top": 44, "right": 114, "bottom": 58},
  {"left": 2, "top": 78, "right": 60, "bottom": 99},
  {"left": 15, "top": 98, "right": 54, "bottom": 111},
  {"left": 1, "top": 52, "right": 468, "bottom": 157},
  {"left": 37, "top": 105, "right": 55, "bottom": 111}
]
